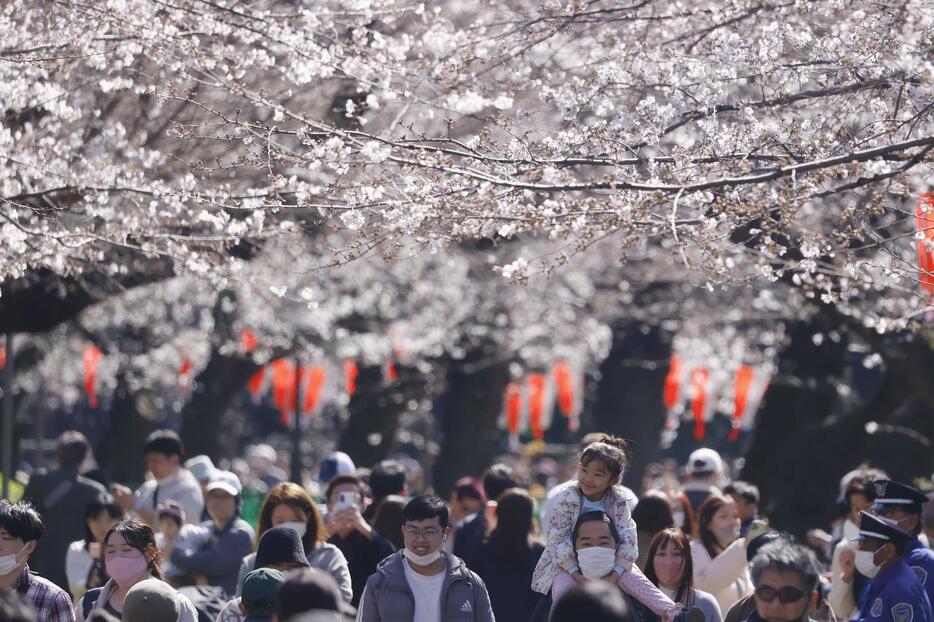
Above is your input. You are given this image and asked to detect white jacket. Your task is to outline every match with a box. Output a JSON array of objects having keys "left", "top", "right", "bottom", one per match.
[
  {"left": 75, "top": 577, "right": 200, "bottom": 622},
  {"left": 690, "top": 538, "right": 752, "bottom": 613}
]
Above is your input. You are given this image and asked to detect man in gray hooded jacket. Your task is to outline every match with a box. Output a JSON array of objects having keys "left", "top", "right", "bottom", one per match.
[{"left": 356, "top": 495, "right": 494, "bottom": 622}]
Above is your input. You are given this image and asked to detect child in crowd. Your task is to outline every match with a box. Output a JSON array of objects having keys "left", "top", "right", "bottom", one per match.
[
  {"left": 154, "top": 501, "right": 210, "bottom": 585},
  {"left": 532, "top": 438, "right": 701, "bottom": 622}
]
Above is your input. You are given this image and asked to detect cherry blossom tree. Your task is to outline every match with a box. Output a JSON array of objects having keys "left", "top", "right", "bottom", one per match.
[
  {"left": 2, "top": 0, "right": 932, "bottom": 504},
  {"left": 3, "top": 0, "right": 933, "bottom": 332}
]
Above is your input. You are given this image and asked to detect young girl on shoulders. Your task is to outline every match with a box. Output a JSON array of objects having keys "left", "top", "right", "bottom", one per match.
[{"left": 532, "top": 438, "right": 701, "bottom": 622}]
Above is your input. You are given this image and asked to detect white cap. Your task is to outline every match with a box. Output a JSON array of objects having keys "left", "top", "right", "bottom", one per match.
[
  {"left": 184, "top": 455, "right": 216, "bottom": 483},
  {"left": 317, "top": 451, "right": 356, "bottom": 483},
  {"left": 686, "top": 448, "right": 723, "bottom": 475},
  {"left": 248, "top": 443, "right": 278, "bottom": 463},
  {"left": 206, "top": 470, "right": 242, "bottom": 496}
]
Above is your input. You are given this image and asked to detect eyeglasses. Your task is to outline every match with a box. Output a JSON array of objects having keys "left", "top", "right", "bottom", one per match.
[
  {"left": 403, "top": 527, "right": 442, "bottom": 540},
  {"left": 755, "top": 585, "right": 808, "bottom": 603}
]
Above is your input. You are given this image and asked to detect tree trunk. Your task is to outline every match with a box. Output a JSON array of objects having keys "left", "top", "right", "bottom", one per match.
[
  {"left": 433, "top": 345, "right": 511, "bottom": 497},
  {"left": 591, "top": 323, "right": 673, "bottom": 491},
  {"left": 179, "top": 354, "right": 259, "bottom": 459},
  {"left": 96, "top": 375, "right": 153, "bottom": 483},
  {"left": 338, "top": 364, "right": 423, "bottom": 468},
  {"left": 740, "top": 313, "right": 853, "bottom": 535}
]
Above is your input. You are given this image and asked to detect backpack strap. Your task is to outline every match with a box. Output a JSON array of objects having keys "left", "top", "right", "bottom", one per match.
[{"left": 82, "top": 587, "right": 104, "bottom": 619}]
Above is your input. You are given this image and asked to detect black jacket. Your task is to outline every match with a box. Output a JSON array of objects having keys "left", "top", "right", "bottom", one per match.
[
  {"left": 23, "top": 467, "right": 107, "bottom": 590},
  {"left": 329, "top": 529, "right": 395, "bottom": 607},
  {"left": 472, "top": 540, "right": 545, "bottom": 622}
]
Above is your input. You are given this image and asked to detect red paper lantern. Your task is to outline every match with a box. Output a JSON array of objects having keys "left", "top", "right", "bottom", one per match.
[
  {"left": 302, "top": 366, "right": 327, "bottom": 415},
  {"left": 383, "top": 360, "right": 399, "bottom": 383},
  {"left": 247, "top": 368, "right": 266, "bottom": 402},
  {"left": 663, "top": 355, "right": 683, "bottom": 410},
  {"left": 270, "top": 359, "right": 296, "bottom": 425},
  {"left": 179, "top": 357, "right": 193, "bottom": 387},
  {"left": 83, "top": 345, "right": 103, "bottom": 408},
  {"left": 527, "top": 374, "right": 547, "bottom": 440},
  {"left": 344, "top": 360, "right": 359, "bottom": 396},
  {"left": 690, "top": 368, "right": 710, "bottom": 440},
  {"left": 917, "top": 194, "right": 934, "bottom": 296},
  {"left": 728, "top": 365, "right": 755, "bottom": 441},
  {"left": 240, "top": 329, "right": 258, "bottom": 353},
  {"left": 504, "top": 381, "right": 522, "bottom": 435},
  {"left": 552, "top": 361, "right": 575, "bottom": 418}
]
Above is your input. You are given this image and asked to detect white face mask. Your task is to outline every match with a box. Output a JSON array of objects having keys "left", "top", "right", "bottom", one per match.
[
  {"left": 577, "top": 546, "right": 616, "bottom": 580},
  {"left": 0, "top": 545, "right": 28, "bottom": 575},
  {"left": 279, "top": 521, "right": 307, "bottom": 539},
  {"left": 716, "top": 524, "right": 740, "bottom": 545},
  {"left": 403, "top": 546, "right": 443, "bottom": 566},
  {"left": 854, "top": 546, "right": 884, "bottom": 578}
]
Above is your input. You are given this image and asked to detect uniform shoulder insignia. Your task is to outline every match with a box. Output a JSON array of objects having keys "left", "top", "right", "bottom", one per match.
[
  {"left": 892, "top": 603, "right": 913, "bottom": 622},
  {"left": 910, "top": 565, "right": 928, "bottom": 586},
  {"left": 872, "top": 598, "right": 884, "bottom": 617}
]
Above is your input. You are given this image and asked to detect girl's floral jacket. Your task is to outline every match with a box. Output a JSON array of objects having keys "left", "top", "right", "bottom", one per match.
[{"left": 531, "top": 479, "right": 638, "bottom": 594}]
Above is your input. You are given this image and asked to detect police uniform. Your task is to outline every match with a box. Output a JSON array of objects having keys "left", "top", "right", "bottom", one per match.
[
  {"left": 870, "top": 480, "right": 934, "bottom": 608},
  {"left": 852, "top": 512, "right": 933, "bottom": 622}
]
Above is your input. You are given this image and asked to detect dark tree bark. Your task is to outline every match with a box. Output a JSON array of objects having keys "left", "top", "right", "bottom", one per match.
[
  {"left": 591, "top": 322, "right": 674, "bottom": 491},
  {"left": 337, "top": 364, "right": 424, "bottom": 468},
  {"left": 741, "top": 309, "right": 934, "bottom": 536},
  {"left": 179, "top": 290, "right": 259, "bottom": 459},
  {"left": 96, "top": 375, "right": 154, "bottom": 482},
  {"left": 179, "top": 354, "right": 260, "bottom": 459},
  {"left": 433, "top": 344, "right": 511, "bottom": 497},
  {"left": 0, "top": 264, "right": 175, "bottom": 334}
]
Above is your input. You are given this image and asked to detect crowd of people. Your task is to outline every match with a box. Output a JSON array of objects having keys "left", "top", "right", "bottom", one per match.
[{"left": 0, "top": 429, "right": 932, "bottom": 622}]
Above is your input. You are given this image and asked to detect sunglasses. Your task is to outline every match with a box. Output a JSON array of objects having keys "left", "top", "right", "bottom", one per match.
[{"left": 755, "top": 585, "right": 808, "bottom": 603}]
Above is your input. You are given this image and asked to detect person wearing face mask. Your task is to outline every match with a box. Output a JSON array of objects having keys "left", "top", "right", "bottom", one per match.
[
  {"left": 216, "top": 527, "right": 312, "bottom": 622},
  {"left": 66, "top": 494, "right": 125, "bottom": 601},
  {"left": 325, "top": 475, "right": 395, "bottom": 607},
  {"left": 355, "top": 495, "right": 495, "bottom": 622},
  {"left": 237, "top": 482, "right": 352, "bottom": 603},
  {"left": 0, "top": 500, "right": 74, "bottom": 622},
  {"left": 747, "top": 541, "right": 821, "bottom": 622},
  {"left": 168, "top": 470, "right": 254, "bottom": 597},
  {"left": 549, "top": 511, "right": 632, "bottom": 608},
  {"left": 76, "top": 520, "right": 199, "bottom": 621},
  {"left": 828, "top": 474, "right": 876, "bottom": 620},
  {"left": 548, "top": 511, "right": 703, "bottom": 622},
  {"left": 691, "top": 495, "right": 753, "bottom": 612},
  {"left": 850, "top": 512, "right": 932, "bottom": 622},
  {"left": 867, "top": 480, "right": 934, "bottom": 607},
  {"left": 645, "top": 529, "right": 722, "bottom": 622}
]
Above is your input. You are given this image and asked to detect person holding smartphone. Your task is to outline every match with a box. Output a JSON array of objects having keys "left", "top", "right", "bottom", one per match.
[{"left": 325, "top": 475, "right": 396, "bottom": 607}]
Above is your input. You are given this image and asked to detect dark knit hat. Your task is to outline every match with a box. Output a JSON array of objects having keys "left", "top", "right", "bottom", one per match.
[{"left": 255, "top": 526, "right": 310, "bottom": 569}]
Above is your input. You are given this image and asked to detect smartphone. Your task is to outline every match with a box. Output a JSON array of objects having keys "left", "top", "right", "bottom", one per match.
[{"left": 335, "top": 491, "right": 360, "bottom": 511}]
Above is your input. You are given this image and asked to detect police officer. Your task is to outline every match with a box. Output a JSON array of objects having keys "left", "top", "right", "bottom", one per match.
[
  {"left": 851, "top": 511, "right": 932, "bottom": 622},
  {"left": 869, "top": 480, "right": 934, "bottom": 607}
]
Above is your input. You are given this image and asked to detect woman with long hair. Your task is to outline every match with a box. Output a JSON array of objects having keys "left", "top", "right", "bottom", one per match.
[
  {"left": 66, "top": 494, "right": 125, "bottom": 600},
  {"left": 236, "top": 482, "right": 352, "bottom": 603},
  {"left": 690, "top": 496, "right": 751, "bottom": 612},
  {"left": 75, "top": 520, "right": 199, "bottom": 621},
  {"left": 370, "top": 495, "right": 406, "bottom": 551},
  {"left": 633, "top": 492, "right": 675, "bottom": 570},
  {"left": 669, "top": 490, "right": 699, "bottom": 539},
  {"left": 471, "top": 488, "right": 545, "bottom": 622},
  {"left": 645, "top": 529, "right": 722, "bottom": 622}
]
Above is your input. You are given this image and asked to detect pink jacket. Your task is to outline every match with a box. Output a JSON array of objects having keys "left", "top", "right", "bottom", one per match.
[{"left": 531, "top": 479, "right": 638, "bottom": 594}]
